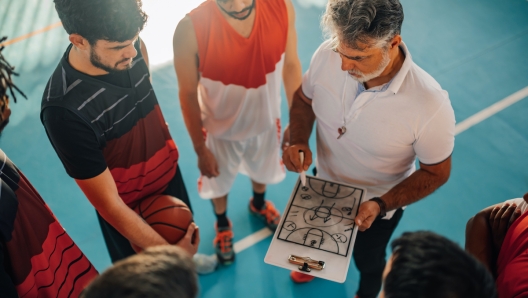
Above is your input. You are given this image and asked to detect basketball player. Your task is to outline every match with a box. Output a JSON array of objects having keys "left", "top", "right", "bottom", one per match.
[
  {"left": 381, "top": 231, "right": 497, "bottom": 298},
  {"left": 82, "top": 246, "right": 198, "bottom": 298},
  {"left": 282, "top": 0, "right": 455, "bottom": 297},
  {"left": 174, "top": 0, "right": 302, "bottom": 265},
  {"left": 0, "top": 37, "right": 98, "bottom": 297},
  {"left": 41, "top": 0, "right": 214, "bottom": 271},
  {"left": 466, "top": 193, "right": 528, "bottom": 297}
]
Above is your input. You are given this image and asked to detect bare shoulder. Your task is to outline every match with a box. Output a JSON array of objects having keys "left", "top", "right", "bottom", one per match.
[
  {"left": 283, "top": 0, "right": 295, "bottom": 17},
  {"left": 173, "top": 15, "right": 197, "bottom": 51}
]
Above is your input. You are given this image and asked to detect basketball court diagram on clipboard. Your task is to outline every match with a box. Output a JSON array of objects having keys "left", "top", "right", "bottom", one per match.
[
  {"left": 265, "top": 175, "right": 366, "bottom": 283},
  {"left": 277, "top": 176, "right": 364, "bottom": 257}
]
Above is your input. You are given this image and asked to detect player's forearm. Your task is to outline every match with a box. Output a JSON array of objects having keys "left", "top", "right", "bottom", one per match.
[
  {"left": 76, "top": 171, "right": 169, "bottom": 250},
  {"left": 381, "top": 168, "right": 450, "bottom": 211},
  {"left": 179, "top": 91, "right": 207, "bottom": 153},
  {"left": 289, "top": 92, "right": 315, "bottom": 145},
  {"left": 98, "top": 201, "right": 168, "bottom": 249},
  {"left": 282, "top": 61, "right": 302, "bottom": 109}
]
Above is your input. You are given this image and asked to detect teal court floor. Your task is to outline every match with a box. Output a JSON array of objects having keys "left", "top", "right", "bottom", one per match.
[{"left": 1, "top": 0, "right": 528, "bottom": 297}]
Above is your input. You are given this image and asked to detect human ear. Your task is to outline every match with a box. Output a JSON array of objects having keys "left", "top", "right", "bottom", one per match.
[
  {"left": 389, "top": 35, "right": 402, "bottom": 49},
  {"left": 69, "top": 34, "right": 90, "bottom": 50}
]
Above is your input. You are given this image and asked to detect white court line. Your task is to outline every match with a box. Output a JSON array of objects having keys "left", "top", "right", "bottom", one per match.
[
  {"left": 233, "top": 228, "right": 273, "bottom": 253},
  {"left": 216, "top": 85, "right": 528, "bottom": 257},
  {"left": 455, "top": 86, "right": 528, "bottom": 135}
]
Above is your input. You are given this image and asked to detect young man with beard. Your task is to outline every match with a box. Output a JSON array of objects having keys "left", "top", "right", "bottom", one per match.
[
  {"left": 41, "top": 0, "right": 214, "bottom": 272},
  {"left": 282, "top": 0, "right": 455, "bottom": 297},
  {"left": 0, "top": 38, "right": 98, "bottom": 297},
  {"left": 173, "top": 0, "right": 302, "bottom": 264}
]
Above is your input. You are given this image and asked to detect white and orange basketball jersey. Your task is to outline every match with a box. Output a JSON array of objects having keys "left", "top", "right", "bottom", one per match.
[{"left": 188, "top": 0, "right": 288, "bottom": 141}]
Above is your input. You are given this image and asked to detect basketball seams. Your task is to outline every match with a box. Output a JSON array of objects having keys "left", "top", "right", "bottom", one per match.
[
  {"left": 138, "top": 194, "right": 164, "bottom": 217},
  {"left": 130, "top": 195, "right": 193, "bottom": 252},
  {"left": 149, "top": 222, "right": 192, "bottom": 233},
  {"left": 142, "top": 205, "right": 191, "bottom": 222}
]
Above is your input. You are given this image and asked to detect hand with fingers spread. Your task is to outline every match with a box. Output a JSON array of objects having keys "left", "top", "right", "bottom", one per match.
[
  {"left": 196, "top": 146, "right": 219, "bottom": 178},
  {"left": 355, "top": 201, "right": 381, "bottom": 231},
  {"left": 489, "top": 203, "right": 522, "bottom": 254},
  {"left": 176, "top": 222, "right": 200, "bottom": 256},
  {"left": 282, "top": 144, "right": 312, "bottom": 173}
]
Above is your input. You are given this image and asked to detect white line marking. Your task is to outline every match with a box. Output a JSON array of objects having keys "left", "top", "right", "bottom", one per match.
[
  {"left": 233, "top": 228, "right": 273, "bottom": 253},
  {"left": 455, "top": 86, "right": 528, "bottom": 135},
  {"left": 210, "top": 85, "right": 528, "bottom": 257}
]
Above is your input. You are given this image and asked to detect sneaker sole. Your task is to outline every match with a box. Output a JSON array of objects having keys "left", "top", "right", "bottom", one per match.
[
  {"left": 217, "top": 253, "right": 235, "bottom": 266},
  {"left": 249, "top": 209, "right": 279, "bottom": 231}
]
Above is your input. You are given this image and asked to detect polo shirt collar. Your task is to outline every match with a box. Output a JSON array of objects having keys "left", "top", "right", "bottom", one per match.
[{"left": 386, "top": 41, "right": 412, "bottom": 95}]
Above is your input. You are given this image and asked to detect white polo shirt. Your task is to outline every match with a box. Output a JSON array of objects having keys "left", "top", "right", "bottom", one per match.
[{"left": 302, "top": 41, "right": 455, "bottom": 219}]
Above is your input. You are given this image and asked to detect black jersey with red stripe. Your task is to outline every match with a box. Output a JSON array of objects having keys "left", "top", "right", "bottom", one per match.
[
  {"left": 41, "top": 40, "right": 179, "bottom": 205},
  {"left": 0, "top": 149, "right": 98, "bottom": 297}
]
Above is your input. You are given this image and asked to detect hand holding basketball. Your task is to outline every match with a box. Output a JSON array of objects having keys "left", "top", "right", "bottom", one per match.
[
  {"left": 131, "top": 195, "right": 196, "bottom": 253},
  {"left": 176, "top": 222, "right": 200, "bottom": 256}
]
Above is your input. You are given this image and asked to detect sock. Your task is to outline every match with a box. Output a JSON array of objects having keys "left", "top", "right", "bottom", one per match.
[
  {"left": 215, "top": 212, "right": 229, "bottom": 228},
  {"left": 252, "top": 191, "right": 266, "bottom": 210}
]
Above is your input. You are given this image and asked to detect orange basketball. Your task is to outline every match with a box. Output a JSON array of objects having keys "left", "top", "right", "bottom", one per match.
[{"left": 130, "top": 194, "right": 193, "bottom": 253}]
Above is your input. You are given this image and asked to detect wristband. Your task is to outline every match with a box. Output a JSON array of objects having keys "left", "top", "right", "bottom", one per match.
[{"left": 369, "top": 197, "right": 387, "bottom": 218}]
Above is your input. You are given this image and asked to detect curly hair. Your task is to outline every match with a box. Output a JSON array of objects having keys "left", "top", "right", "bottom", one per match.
[
  {"left": 0, "top": 37, "right": 26, "bottom": 103},
  {"left": 0, "top": 37, "right": 27, "bottom": 130},
  {"left": 321, "top": 0, "right": 404, "bottom": 49},
  {"left": 54, "top": 0, "right": 148, "bottom": 44}
]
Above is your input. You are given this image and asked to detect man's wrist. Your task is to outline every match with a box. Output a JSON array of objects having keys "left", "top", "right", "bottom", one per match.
[
  {"left": 289, "top": 139, "right": 309, "bottom": 147},
  {"left": 369, "top": 197, "right": 387, "bottom": 218},
  {"left": 194, "top": 142, "right": 207, "bottom": 154}
]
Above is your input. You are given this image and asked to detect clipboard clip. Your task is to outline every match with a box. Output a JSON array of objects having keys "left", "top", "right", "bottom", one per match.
[{"left": 288, "top": 254, "right": 325, "bottom": 272}]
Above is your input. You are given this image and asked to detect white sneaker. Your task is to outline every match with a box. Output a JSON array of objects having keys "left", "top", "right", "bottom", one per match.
[{"left": 193, "top": 253, "right": 218, "bottom": 275}]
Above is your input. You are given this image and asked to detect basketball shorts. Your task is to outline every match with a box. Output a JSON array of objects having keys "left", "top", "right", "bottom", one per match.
[{"left": 198, "top": 120, "right": 286, "bottom": 199}]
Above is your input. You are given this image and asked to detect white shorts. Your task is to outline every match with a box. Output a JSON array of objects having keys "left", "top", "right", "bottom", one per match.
[{"left": 198, "top": 119, "right": 286, "bottom": 199}]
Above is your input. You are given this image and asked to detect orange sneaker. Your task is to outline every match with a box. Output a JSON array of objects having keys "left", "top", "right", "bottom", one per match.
[
  {"left": 213, "top": 222, "right": 235, "bottom": 265},
  {"left": 249, "top": 199, "right": 281, "bottom": 231},
  {"left": 290, "top": 271, "right": 315, "bottom": 283}
]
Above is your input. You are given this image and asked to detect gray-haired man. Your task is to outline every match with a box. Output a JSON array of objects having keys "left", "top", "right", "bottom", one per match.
[{"left": 282, "top": 0, "right": 455, "bottom": 297}]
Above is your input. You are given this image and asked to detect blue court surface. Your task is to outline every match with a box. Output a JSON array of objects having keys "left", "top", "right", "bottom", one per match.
[{"left": 1, "top": 0, "right": 527, "bottom": 297}]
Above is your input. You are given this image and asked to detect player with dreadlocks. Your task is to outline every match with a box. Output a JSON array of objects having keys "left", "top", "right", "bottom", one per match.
[
  {"left": 0, "top": 36, "right": 26, "bottom": 131},
  {"left": 0, "top": 37, "right": 98, "bottom": 297}
]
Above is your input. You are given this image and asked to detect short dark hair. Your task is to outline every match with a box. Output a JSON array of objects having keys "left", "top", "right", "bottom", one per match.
[
  {"left": 322, "top": 0, "right": 404, "bottom": 49},
  {"left": 384, "top": 231, "right": 497, "bottom": 298},
  {"left": 81, "top": 246, "right": 198, "bottom": 298},
  {"left": 54, "top": 0, "right": 148, "bottom": 44}
]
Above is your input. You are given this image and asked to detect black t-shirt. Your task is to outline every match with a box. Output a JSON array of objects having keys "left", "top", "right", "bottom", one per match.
[
  {"left": 42, "top": 38, "right": 180, "bottom": 205},
  {"left": 42, "top": 106, "right": 106, "bottom": 179},
  {"left": 41, "top": 44, "right": 136, "bottom": 179}
]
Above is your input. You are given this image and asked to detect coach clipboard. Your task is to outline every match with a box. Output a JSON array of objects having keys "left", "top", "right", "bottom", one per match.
[{"left": 264, "top": 175, "right": 366, "bottom": 283}]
